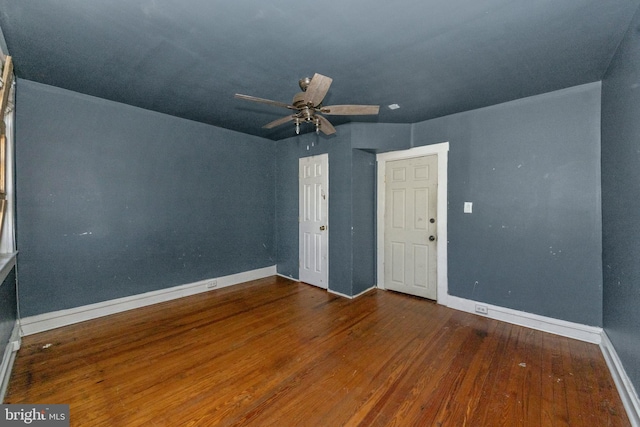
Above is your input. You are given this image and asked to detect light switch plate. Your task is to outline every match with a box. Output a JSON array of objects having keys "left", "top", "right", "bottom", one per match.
[{"left": 464, "top": 202, "right": 473, "bottom": 213}]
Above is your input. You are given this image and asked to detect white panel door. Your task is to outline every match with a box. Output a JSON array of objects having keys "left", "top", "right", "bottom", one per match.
[
  {"left": 384, "top": 155, "right": 437, "bottom": 299},
  {"left": 299, "top": 154, "right": 328, "bottom": 289}
]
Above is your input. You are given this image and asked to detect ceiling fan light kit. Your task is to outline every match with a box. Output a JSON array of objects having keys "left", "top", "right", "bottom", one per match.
[{"left": 235, "top": 73, "right": 379, "bottom": 136}]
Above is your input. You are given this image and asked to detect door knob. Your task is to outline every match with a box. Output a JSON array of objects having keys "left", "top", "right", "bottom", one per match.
[
  {"left": 320, "top": 226, "right": 326, "bottom": 231},
  {"left": 429, "top": 235, "right": 436, "bottom": 241}
]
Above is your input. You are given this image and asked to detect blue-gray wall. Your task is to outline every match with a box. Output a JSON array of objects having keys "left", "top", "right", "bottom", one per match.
[
  {"left": 276, "top": 85, "right": 603, "bottom": 327},
  {"left": 16, "top": 77, "right": 603, "bottom": 328},
  {"left": 602, "top": 5, "right": 640, "bottom": 397},
  {"left": 412, "top": 82, "right": 603, "bottom": 327},
  {"left": 10, "top": 67, "right": 613, "bottom": 378},
  {"left": 276, "top": 86, "right": 603, "bottom": 328},
  {"left": 275, "top": 129, "right": 355, "bottom": 296},
  {"left": 15, "top": 80, "right": 276, "bottom": 317},
  {"left": 351, "top": 148, "right": 376, "bottom": 296},
  {"left": 275, "top": 123, "right": 413, "bottom": 296}
]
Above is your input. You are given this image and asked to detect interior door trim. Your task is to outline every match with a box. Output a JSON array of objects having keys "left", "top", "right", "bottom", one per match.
[
  {"left": 298, "top": 153, "right": 329, "bottom": 289},
  {"left": 376, "top": 142, "right": 449, "bottom": 306}
]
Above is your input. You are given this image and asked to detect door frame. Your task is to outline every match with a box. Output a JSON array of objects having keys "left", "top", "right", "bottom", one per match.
[
  {"left": 376, "top": 142, "right": 449, "bottom": 305},
  {"left": 299, "top": 153, "right": 329, "bottom": 289}
]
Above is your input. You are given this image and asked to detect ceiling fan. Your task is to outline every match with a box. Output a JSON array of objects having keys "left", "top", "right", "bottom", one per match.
[{"left": 234, "top": 73, "right": 379, "bottom": 135}]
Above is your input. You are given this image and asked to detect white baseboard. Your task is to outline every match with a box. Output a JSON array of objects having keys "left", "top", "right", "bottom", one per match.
[
  {"left": 20, "top": 266, "right": 277, "bottom": 336},
  {"left": 277, "top": 273, "right": 299, "bottom": 281},
  {"left": 446, "top": 295, "right": 603, "bottom": 344},
  {"left": 328, "top": 286, "right": 376, "bottom": 300},
  {"left": 276, "top": 274, "right": 376, "bottom": 299},
  {"left": 600, "top": 331, "right": 640, "bottom": 427},
  {"left": 0, "top": 321, "right": 21, "bottom": 402}
]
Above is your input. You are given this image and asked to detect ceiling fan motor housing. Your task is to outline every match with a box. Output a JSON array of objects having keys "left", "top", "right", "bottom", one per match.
[{"left": 298, "top": 77, "right": 312, "bottom": 91}]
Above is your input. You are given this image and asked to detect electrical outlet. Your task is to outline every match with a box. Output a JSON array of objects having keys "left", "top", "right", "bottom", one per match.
[
  {"left": 206, "top": 279, "right": 218, "bottom": 289},
  {"left": 475, "top": 304, "right": 488, "bottom": 315}
]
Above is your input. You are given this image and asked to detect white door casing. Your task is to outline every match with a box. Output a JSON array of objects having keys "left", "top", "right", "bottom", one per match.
[
  {"left": 299, "top": 154, "right": 329, "bottom": 289},
  {"left": 377, "top": 142, "right": 449, "bottom": 305},
  {"left": 384, "top": 155, "right": 438, "bottom": 299}
]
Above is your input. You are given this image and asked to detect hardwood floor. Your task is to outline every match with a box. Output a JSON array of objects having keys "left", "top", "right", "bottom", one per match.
[{"left": 5, "top": 276, "right": 630, "bottom": 426}]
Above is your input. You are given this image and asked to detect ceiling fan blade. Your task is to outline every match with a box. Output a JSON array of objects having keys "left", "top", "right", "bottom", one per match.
[
  {"left": 235, "top": 93, "right": 294, "bottom": 110},
  {"left": 321, "top": 105, "right": 380, "bottom": 115},
  {"left": 263, "top": 115, "right": 295, "bottom": 129},
  {"left": 303, "top": 73, "right": 333, "bottom": 106},
  {"left": 317, "top": 115, "right": 336, "bottom": 135}
]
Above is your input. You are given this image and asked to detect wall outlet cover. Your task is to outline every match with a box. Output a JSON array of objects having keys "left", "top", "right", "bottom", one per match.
[{"left": 475, "top": 304, "right": 488, "bottom": 315}]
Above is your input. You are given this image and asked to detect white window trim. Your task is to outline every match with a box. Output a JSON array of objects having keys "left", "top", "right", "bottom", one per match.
[{"left": 1, "top": 101, "right": 16, "bottom": 255}]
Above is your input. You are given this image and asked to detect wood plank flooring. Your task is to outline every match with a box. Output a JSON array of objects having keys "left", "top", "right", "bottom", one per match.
[{"left": 5, "top": 276, "right": 630, "bottom": 426}]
